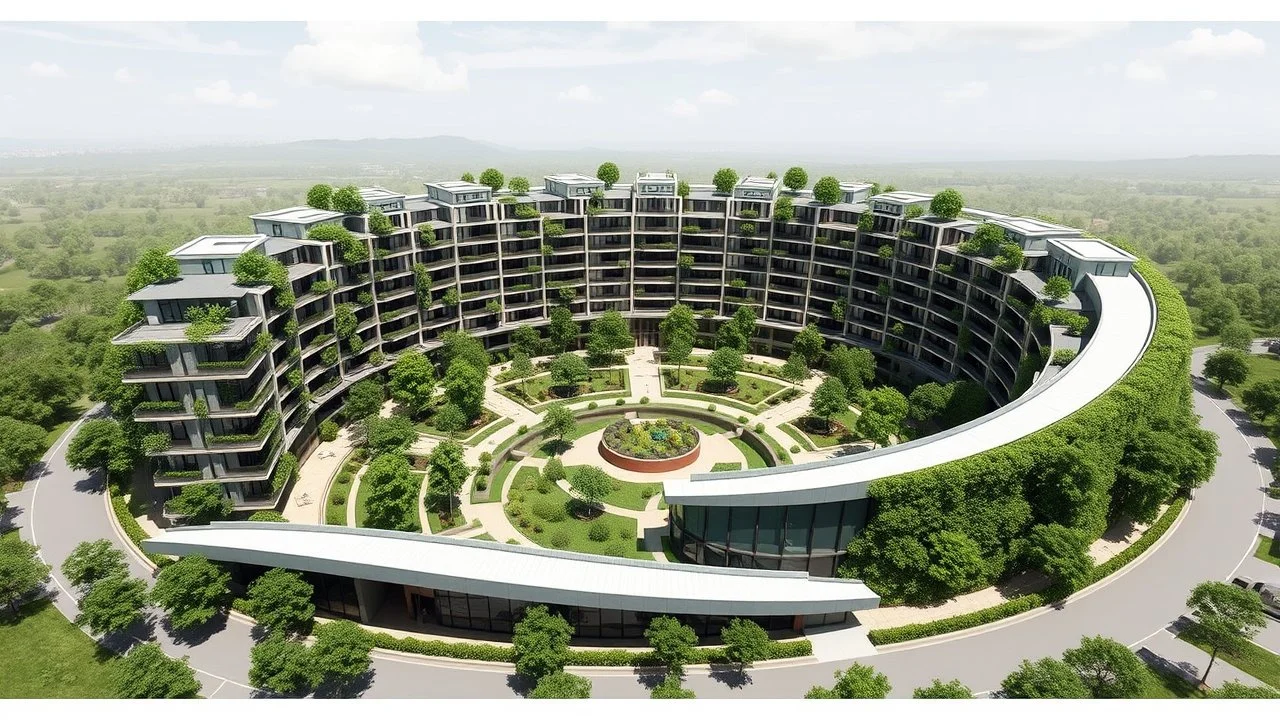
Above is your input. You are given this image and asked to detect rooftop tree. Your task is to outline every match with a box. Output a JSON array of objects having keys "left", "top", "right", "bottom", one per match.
[
  {"left": 478, "top": 168, "right": 505, "bottom": 193},
  {"left": 1043, "top": 275, "right": 1072, "bottom": 302},
  {"left": 706, "top": 346, "right": 743, "bottom": 391},
  {"left": 569, "top": 465, "right": 613, "bottom": 515},
  {"left": 773, "top": 195, "right": 795, "bottom": 223},
  {"left": 929, "top": 188, "right": 964, "bottom": 219},
  {"left": 461, "top": 172, "right": 475, "bottom": 183},
  {"left": 792, "top": 323, "right": 825, "bottom": 367},
  {"left": 812, "top": 176, "right": 842, "bottom": 205},
  {"left": 712, "top": 168, "right": 739, "bottom": 194},
  {"left": 808, "top": 377, "right": 849, "bottom": 434},
  {"left": 508, "top": 176, "right": 530, "bottom": 194},
  {"left": 387, "top": 351, "right": 436, "bottom": 419},
  {"left": 125, "top": 247, "right": 181, "bottom": 293},
  {"left": 677, "top": 180, "right": 690, "bottom": 198},
  {"left": 596, "top": 162, "right": 620, "bottom": 189},
  {"left": 782, "top": 166, "right": 808, "bottom": 192},
  {"left": 332, "top": 185, "right": 367, "bottom": 215},
  {"left": 305, "top": 184, "right": 333, "bottom": 210}
]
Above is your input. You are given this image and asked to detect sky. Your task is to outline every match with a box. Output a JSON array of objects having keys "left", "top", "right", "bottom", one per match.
[{"left": 0, "top": 21, "right": 1277, "bottom": 161}]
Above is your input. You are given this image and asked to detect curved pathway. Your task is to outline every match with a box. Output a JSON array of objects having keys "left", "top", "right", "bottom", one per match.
[{"left": 4, "top": 344, "right": 1273, "bottom": 698}]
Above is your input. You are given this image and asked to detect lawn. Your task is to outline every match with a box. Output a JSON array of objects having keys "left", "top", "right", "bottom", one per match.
[
  {"left": 1256, "top": 535, "right": 1280, "bottom": 567},
  {"left": 463, "top": 417, "right": 513, "bottom": 446},
  {"left": 504, "top": 479, "right": 647, "bottom": 560},
  {"left": 779, "top": 424, "right": 817, "bottom": 452},
  {"left": 1140, "top": 667, "right": 1205, "bottom": 698},
  {"left": 473, "top": 459, "right": 517, "bottom": 504},
  {"left": 711, "top": 462, "right": 742, "bottom": 472},
  {"left": 415, "top": 408, "right": 502, "bottom": 441},
  {"left": 426, "top": 508, "right": 464, "bottom": 534},
  {"left": 1179, "top": 622, "right": 1280, "bottom": 689},
  {"left": 729, "top": 437, "right": 769, "bottom": 469},
  {"left": 790, "top": 407, "right": 863, "bottom": 449},
  {"left": 498, "top": 368, "right": 630, "bottom": 409},
  {"left": 1225, "top": 353, "right": 1280, "bottom": 444},
  {"left": 0, "top": 598, "right": 120, "bottom": 698},
  {"left": 531, "top": 416, "right": 619, "bottom": 459},
  {"left": 660, "top": 368, "right": 785, "bottom": 408},
  {"left": 325, "top": 471, "right": 356, "bottom": 525},
  {"left": 673, "top": 353, "right": 788, "bottom": 381},
  {"left": 564, "top": 464, "right": 662, "bottom": 511},
  {"left": 473, "top": 533, "right": 496, "bottom": 542},
  {"left": 660, "top": 535, "right": 681, "bottom": 563},
  {"left": 758, "top": 431, "right": 792, "bottom": 465}
]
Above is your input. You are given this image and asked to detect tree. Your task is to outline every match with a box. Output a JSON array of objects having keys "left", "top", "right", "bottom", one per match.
[
  {"left": 67, "top": 418, "right": 133, "bottom": 477},
  {"left": 360, "top": 415, "right": 417, "bottom": 457},
  {"left": 513, "top": 605, "right": 573, "bottom": 679},
  {"left": 0, "top": 536, "right": 49, "bottom": 613},
  {"left": 805, "top": 662, "right": 892, "bottom": 699},
  {"left": 149, "top": 554, "right": 230, "bottom": 631},
  {"left": 1043, "top": 275, "right": 1072, "bottom": 301},
  {"left": 780, "top": 352, "right": 810, "bottom": 386},
  {"left": 508, "top": 176, "right": 530, "bottom": 194},
  {"left": 1196, "top": 286, "right": 1240, "bottom": 335},
  {"left": 305, "top": 184, "right": 333, "bottom": 210},
  {"left": 1184, "top": 580, "right": 1266, "bottom": 684},
  {"left": 344, "top": 379, "right": 385, "bottom": 422},
  {"left": 0, "top": 416, "right": 49, "bottom": 481},
  {"left": 650, "top": 674, "right": 696, "bottom": 698},
  {"left": 125, "top": 246, "right": 181, "bottom": 293},
  {"left": 310, "top": 619, "right": 373, "bottom": 689},
  {"left": 661, "top": 303, "right": 697, "bottom": 347},
  {"left": 245, "top": 568, "right": 315, "bottom": 636},
  {"left": 706, "top": 346, "right": 743, "bottom": 390},
  {"left": 0, "top": 325, "right": 86, "bottom": 425},
  {"left": 1061, "top": 635, "right": 1147, "bottom": 698},
  {"left": 720, "top": 618, "right": 769, "bottom": 670},
  {"left": 912, "top": 678, "right": 972, "bottom": 698},
  {"left": 549, "top": 352, "right": 589, "bottom": 389},
  {"left": 782, "top": 166, "right": 808, "bottom": 192},
  {"left": 362, "top": 453, "right": 420, "bottom": 532},
  {"left": 569, "top": 466, "right": 613, "bottom": 514},
  {"left": 808, "top": 377, "right": 848, "bottom": 434},
  {"left": 665, "top": 337, "right": 693, "bottom": 384},
  {"left": 512, "top": 326, "right": 542, "bottom": 358},
  {"left": 1243, "top": 379, "right": 1280, "bottom": 420},
  {"left": 478, "top": 168, "right": 504, "bottom": 192},
  {"left": 812, "top": 176, "right": 842, "bottom": 205},
  {"left": 1208, "top": 681, "right": 1280, "bottom": 698},
  {"left": 426, "top": 439, "right": 468, "bottom": 518},
  {"left": 1204, "top": 348, "right": 1250, "bottom": 390},
  {"left": 716, "top": 318, "right": 746, "bottom": 352},
  {"left": 712, "top": 168, "right": 739, "bottom": 194},
  {"left": 1026, "top": 523, "right": 1093, "bottom": 590},
  {"left": 732, "top": 305, "right": 757, "bottom": 349},
  {"left": 856, "top": 386, "right": 909, "bottom": 447},
  {"left": 509, "top": 350, "right": 535, "bottom": 397},
  {"left": 542, "top": 404, "right": 576, "bottom": 444},
  {"left": 791, "top": 324, "right": 825, "bottom": 366},
  {"left": 969, "top": 222, "right": 1006, "bottom": 255},
  {"left": 589, "top": 309, "right": 632, "bottom": 357},
  {"left": 60, "top": 539, "right": 127, "bottom": 590},
  {"left": 331, "top": 185, "right": 367, "bottom": 215},
  {"left": 1219, "top": 319, "right": 1254, "bottom": 352},
  {"left": 167, "top": 483, "right": 232, "bottom": 526},
  {"left": 530, "top": 671, "right": 592, "bottom": 698},
  {"left": 249, "top": 633, "right": 315, "bottom": 695},
  {"left": 543, "top": 457, "right": 566, "bottom": 486},
  {"left": 677, "top": 180, "right": 689, "bottom": 198},
  {"left": 461, "top": 172, "right": 475, "bottom": 183},
  {"left": 925, "top": 530, "right": 987, "bottom": 593},
  {"left": 929, "top": 188, "right": 964, "bottom": 219},
  {"left": 439, "top": 330, "right": 490, "bottom": 373},
  {"left": 548, "top": 306, "right": 578, "bottom": 352},
  {"left": 824, "top": 345, "right": 875, "bottom": 395},
  {"left": 114, "top": 643, "right": 200, "bottom": 699},
  {"left": 1112, "top": 417, "right": 1216, "bottom": 523},
  {"left": 76, "top": 574, "right": 148, "bottom": 635},
  {"left": 773, "top": 195, "right": 795, "bottom": 223},
  {"left": 432, "top": 404, "right": 467, "bottom": 434},
  {"left": 1000, "top": 657, "right": 1090, "bottom": 698},
  {"left": 443, "top": 360, "right": 486, "bottom": 421},
  {"left": 908, "top": 382, "right": 951, "bottom": 424},
  {"left": 644, "top": 615, "right": 698, "bottom": 674},
  {"left": 387, "top": 351, "right": 436, "bottom": 418},
  {"left": 597, "top": 162, "right": 620, "bottom": 189}
]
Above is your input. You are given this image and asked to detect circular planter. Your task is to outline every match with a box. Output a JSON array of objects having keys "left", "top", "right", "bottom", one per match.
[{"left": 599, "top": 419, "right": 702, "bottom": 473}]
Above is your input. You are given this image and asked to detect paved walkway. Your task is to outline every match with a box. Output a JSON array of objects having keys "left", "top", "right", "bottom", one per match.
[{"left": 283, "top": 428, "right": 354, "bottom": 524}]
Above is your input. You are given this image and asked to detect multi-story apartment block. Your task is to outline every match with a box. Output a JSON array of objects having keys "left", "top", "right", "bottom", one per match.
[{"left": 114, "top": 174, "right": 1135, "bottom": 523}]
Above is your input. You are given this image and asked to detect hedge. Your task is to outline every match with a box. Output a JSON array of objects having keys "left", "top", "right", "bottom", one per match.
[
  {"left": 108, "top": 488, "right": 172, "bottom": 568},
  {"left": 866, "top": 496, "right": 1187, "bottom": 646},
  {"left": 842, "top": 257, "right": 1209, "bottom": 604}
]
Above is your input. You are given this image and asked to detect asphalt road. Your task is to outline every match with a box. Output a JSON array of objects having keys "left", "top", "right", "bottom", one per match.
[{"left": 5, "top": 343, "right": 1275, "bottom": 698}]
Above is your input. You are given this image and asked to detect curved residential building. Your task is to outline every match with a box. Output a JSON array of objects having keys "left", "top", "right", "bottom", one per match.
[{"left": 116, "top": 171, "right": 1147, "bottom": 602}]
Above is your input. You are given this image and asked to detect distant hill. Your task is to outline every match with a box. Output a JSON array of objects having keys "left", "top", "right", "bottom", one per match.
[{"left": 1, "top": 135, "right": 1278, "bottom": 184}]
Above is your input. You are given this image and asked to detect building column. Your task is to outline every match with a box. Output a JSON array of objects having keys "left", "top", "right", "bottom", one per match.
[
  {"left": 792, "top": 614, "right": 806, "bottom": 632},
  {"left": 353, "top": 578, "right": 387, "bottom": 625}
]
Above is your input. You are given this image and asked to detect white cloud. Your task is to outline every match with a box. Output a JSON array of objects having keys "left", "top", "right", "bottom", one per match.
[
  {"left": 557, "top": 84, "right": 597, "bottom": 103},
  {"left": 0, "top": 23, "right": 266, "bottom": 56},
  {"left": 1196, "top": 88, "right": 1219, "bottom": 102},
  {"left": 1171, "top": 28, "right": 1265, "bottom": 59},
  {"left": 943, "top": 80, "right": 989, "bottom": 103},
  {"left": 347, "top": 103, "right": 373, "bottom": 113},
  {"left": 1125, "top": 58, "right": 1166, "bottom": 83},
  {"left": 283, "top": 22, "right": 466, "bottom": 94},
  {"left": 26, "top": 61, "right": 66, "bottom": 78},
  {"left": 113, "top": 67, "right": 136, "bottom": 84},
  {"left": 666, "top": 98, "right": 699, "bottom": 118},
  {"left": 181, "top": 80, "right": 275, "bottom": 109},
  {"left": 698, "top": 88, "right": 736, "bottom": 105}
]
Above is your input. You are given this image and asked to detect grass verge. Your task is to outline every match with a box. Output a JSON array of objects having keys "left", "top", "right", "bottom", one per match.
[
  {"left": 0, "top": 599, "right": 119, "bottom": 698},
  {"left": 729, "top": 437, "right": 769, "bottom": 469},
  {"left": 1255, "top": 534, "right": 1280, "bottom": 567}
]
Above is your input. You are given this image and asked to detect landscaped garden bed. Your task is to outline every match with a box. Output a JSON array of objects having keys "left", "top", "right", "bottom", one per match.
[
  {"left": 498, "top": 368, "right": 630, "bottom": 409},
  {"left": 415, "top": 407, "right": 501, "bottom": 440},
  {"left": 789, "top": 408, "right": 862, "bottom": 448},
  {"left": 505, "top": 474, "right": 647, "bottom": 559},
  {"left": 599, "top": 418, "right": 701, "bottom": 472},
  {"left": 563, "top": 464, "right": 663, "bottom": 511},
  {"left": 660, "top": 368, "right": 785, "bottom": 407}
]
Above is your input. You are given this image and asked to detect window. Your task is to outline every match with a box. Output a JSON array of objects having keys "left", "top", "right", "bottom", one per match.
[{"left": 271, "top": 224, "right": 283, "bottom": 237}]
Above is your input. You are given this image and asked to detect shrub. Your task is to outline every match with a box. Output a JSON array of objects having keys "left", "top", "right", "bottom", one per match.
[
  {"left": 615, "top": 398, "right": 625, "bottom": 406},
  {"left": 588, "top": 523, "right": 611, "bottom": 542},
  {"left": 640, "top": 396, "right": 650, "bottom": 405},
  {"left": 603, "top": 542, "right": 627, "bottom": 557},
  {"left": 518, "top": 425, "right": 528, "bottom": 435},
  {"left": 791, "top": 444, "right": 801, "bottom": 453},
  {"left": 707, "top": 404, "right": 717, "bottom": 412},
  {"left": 319, "top": 419, "right": 339, "bottom": 443},
  {"left": 754, "top": 423, "right": 765, "bottom": 432},
  {"left": 532, "top": 498, "right": 569, "bottom": 523},
  {"left": 738, "top": 415, "right": 749, "bottom": 423},
  {"left": 550, "top": 530, "right": 571, "bottom": 548}
]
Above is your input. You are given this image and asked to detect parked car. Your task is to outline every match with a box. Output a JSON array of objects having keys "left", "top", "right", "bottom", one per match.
[{"left": 1231, "top": 576, "right": 1280, "bottom": 618}]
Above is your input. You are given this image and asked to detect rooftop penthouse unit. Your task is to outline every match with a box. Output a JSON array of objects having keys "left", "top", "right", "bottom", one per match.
[
  {"left": 425, "top": 180, "right": 492, "bottom": 206},
  {"left": 634, "top": 172, "right": 678, "bottom": 197},
  {"left": 840, "top": 182, "right": 875, "bottom": 205},
  {"left": 359, "top": 186, "right": 407, "bottom": 212},
  {"left": 250, "top": 207, "right": 346, "bottom": 240},
  {"left": 1048, "top": 238, "right": 1138, "bottom": 288},
  {"left": 734, "top": 175, "right": 780, "bottom": 201},
  {"left": 869, "top": 191, "right": 933, "bottom": 216},
  {"left": 544, "top": 173, "right": 604, "bottom": 198}
]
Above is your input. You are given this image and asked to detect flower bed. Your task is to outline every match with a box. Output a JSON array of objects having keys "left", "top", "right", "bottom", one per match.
[{"left": 600, "top": 418, "right": 701, "bottom": 473}]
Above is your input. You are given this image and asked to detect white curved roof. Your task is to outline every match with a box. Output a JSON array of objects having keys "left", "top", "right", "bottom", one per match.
[
  {"left": 144, "top": 523, "right": 880, "bottom": 615},
  {"left": 664, "top": 272, "right": 1155, "bottom": 507}
]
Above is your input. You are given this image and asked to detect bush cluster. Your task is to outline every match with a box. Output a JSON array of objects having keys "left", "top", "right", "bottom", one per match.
[{"left": 601, "top": 418, "right": 699, "bottom": 460}]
